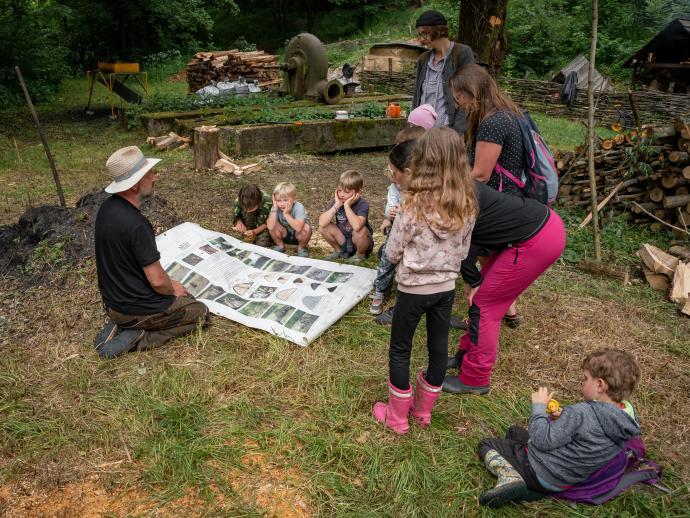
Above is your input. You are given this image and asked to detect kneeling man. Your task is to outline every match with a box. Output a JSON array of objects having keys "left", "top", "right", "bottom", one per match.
[{"left": 94, "top": 146, "right": 209, "bottom": 358}]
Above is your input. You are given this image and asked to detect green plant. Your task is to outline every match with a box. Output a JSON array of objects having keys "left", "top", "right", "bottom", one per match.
[
  {"left": 125, "top": 105, "right": 143, "bottom": 131},
  {"left": 624, "top": 138, "right": 657, "bottom": 178},
  {"left": 559, "top": 209, "right": 672, "bottom": 265}
]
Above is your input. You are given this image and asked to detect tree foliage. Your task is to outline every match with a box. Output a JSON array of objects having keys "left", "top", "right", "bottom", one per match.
[
  {"left": 0, "top": 0, "right": 70, "bottom": 105},
  {"left": 0, "top": 0, "right": 237, "bottom": 106},
  {"left": 504, "top": 0, "right": 690, "bottom": 78}
]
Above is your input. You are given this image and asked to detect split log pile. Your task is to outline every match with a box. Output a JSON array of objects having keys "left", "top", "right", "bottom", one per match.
[
  {"left": 559, "top": 118, "right": 690, "bottom": 237},
  {"left": 215, "top": 150, "right": 259, "bottom": 176},
  {"left": 186, "top": 50, "right": 280, "bottom": 93},
  {"left": 638, "top": 243, "right": 690, "bottom": 317},
  {"left": 146, "top": 132, "right": 191, "bottom": 151}
]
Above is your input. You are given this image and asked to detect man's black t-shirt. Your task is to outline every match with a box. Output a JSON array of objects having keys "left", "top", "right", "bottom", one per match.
[{"left": 95, "top": 195, "right": 174, "bottom": 315}]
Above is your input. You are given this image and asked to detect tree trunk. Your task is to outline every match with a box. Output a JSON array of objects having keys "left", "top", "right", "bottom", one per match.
[
  {"left": 587, "top": 0, "right": 601, "bottom": 261},
  {"left": 458, "top": 0, "right": 508, "bottom": 76},
  {"left": 193, "top": 126, "right": 220, "bottom": 171}
]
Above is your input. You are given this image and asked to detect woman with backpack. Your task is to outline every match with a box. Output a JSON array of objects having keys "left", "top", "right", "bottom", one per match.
[
  {"left": 412, "top": 10, "right": 475, "bottom": 134},
  {"left": 450, "top": 63, "right": 527, "bottom": 195},
  {"left": 451, "top": 63, "right": 530, "bottom": 327}
]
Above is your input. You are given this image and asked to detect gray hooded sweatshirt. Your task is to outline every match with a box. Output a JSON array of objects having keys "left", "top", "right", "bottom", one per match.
[{"left": 528, "top": 401, "right": 641, "bottom": 488}]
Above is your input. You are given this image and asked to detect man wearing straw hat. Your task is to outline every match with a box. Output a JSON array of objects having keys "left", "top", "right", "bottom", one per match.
[{"left": 93, "top": 146, "right": 209, "bottom": 358}]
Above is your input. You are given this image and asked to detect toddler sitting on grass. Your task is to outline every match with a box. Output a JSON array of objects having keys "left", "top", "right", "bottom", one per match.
[
  {"left": 232, "top": 184, "right": 273, "bottom": 247},
  {"left": 267, "top": 182, "right": 312, "bottom": 257},
  {"left": 477, "top": 348, "right": 641, "bottom": 508}
]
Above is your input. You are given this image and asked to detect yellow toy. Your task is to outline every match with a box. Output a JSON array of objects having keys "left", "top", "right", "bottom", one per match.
[{"left": 546, "top": 399, "right": 561, "bottom": 416}]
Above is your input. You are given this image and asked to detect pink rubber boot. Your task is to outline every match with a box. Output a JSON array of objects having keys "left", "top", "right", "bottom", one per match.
[
  {"left": 372, "top": 380, "right": 413, "bottom": 434},
  {"left": 410, "top": 370, "right": 442, "bottom": 427}
]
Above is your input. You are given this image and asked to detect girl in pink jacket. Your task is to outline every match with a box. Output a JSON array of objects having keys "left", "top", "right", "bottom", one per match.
[{"left": 373, "top": 127, "right": 477, "bottom": 434}]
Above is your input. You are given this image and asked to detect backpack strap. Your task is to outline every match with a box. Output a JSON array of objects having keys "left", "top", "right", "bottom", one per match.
[{"left": 494, "top": 162, "right": 525, "bottom": 189}]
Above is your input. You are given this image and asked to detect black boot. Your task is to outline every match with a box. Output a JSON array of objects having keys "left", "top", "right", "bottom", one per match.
[
  {"left": 442, "top": 375, "right": 490, "bottom": 395},
  {"left": 375, "top": 307, "right": 394, "bottom": 325},
  {"left": 449, "top": 315, "right": 468, "bottom": 330},
  {"left": 97, "top": 328, "right": 145, "bottom": 359},
  {"left": 446, "top": 349, "right": 465, "bottom": 370}
]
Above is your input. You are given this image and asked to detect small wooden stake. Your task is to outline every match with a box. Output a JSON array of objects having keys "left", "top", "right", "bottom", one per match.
[{"left": 15, "top": 66, "right": 66, "bottom": 207}]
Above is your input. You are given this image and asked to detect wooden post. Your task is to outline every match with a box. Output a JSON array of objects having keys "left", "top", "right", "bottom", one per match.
[
  {"left": 15, "top": 66, "right": 66, "bottom": 207},
  {"left": 193, "top": 126, "right": 220, "bottom": 170},
  {"left": 587, "top": 0, "right": 601, "bottom": 260}
]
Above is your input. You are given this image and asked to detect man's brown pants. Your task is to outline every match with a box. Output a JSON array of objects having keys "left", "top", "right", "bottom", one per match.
[{"left": 107, "top": 296, "right": 210, "bottom": 351}]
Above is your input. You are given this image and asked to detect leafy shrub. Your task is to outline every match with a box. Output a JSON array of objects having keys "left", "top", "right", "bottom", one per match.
[{"left": 0, "top": 2, "right": 70, "bottom": 107}]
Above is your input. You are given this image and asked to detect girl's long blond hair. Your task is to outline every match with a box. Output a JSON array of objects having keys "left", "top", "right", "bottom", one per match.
[{"left": 403, "top": 128, "right": 477, "bottom": 232}]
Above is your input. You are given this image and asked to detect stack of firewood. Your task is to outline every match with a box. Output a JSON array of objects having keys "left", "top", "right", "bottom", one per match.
[
  {"left": 186, "top": 50, "right": 280, "bottom": 92},
  {"left": 558, "top": 118, "right": 690, "bottom": 236},
  {"left": 639, "top": 243, "right": 690, "bottom": 316}
]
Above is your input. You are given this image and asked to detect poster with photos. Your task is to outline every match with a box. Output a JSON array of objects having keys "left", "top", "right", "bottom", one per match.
[{"left": 156, "top": 222, "right": 377, "bottom": 346}]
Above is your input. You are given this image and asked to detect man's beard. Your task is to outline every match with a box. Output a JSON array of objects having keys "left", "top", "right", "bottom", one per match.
[{"left": 137, "top": 188, "right": 154, "bottom": 202}]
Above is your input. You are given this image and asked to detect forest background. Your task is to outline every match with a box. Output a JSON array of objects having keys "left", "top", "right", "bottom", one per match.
[{"left": 2, "top": 0, "right": 690, "bottom": 107}]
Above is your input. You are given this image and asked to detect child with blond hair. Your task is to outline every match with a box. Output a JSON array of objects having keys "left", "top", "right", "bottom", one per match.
[
  {"left": 318, "top": 170, "right": 374, "bottom": 263},
  {"left": 267, "top": 182, "right": 312, "bottom": 257},
  {"left": 477, "top": 348, "right": 642, "bottom": 507},
  {"left": 372, "top": 127, "right": 477, "bottom": 434}
]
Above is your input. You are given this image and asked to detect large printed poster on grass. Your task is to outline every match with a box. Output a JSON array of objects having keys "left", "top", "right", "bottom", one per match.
[{"left": 156, "top": 223, "right": 377, "bottom": 346}]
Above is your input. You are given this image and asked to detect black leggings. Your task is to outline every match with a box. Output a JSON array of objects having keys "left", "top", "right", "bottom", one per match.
[{"left": 389, "top": 289, "right": 454, "bottom": 390}]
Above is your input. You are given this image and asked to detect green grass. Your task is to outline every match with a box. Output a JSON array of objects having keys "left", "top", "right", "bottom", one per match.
[
  {"left": 1, "top": 50, "right": 689, "bottom": 516},
  {"left": 531, "top": 112, "right": 617, "bottom": 152}
]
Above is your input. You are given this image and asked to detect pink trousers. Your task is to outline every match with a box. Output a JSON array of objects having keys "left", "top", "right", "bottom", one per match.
[{"left": 458, "top": 210, "right": 566, "bottom": 387}]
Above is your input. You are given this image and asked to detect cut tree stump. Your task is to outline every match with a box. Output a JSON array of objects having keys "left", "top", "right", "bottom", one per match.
[{"left": 193, "top": 126, "right": 220, "bottom": 170}]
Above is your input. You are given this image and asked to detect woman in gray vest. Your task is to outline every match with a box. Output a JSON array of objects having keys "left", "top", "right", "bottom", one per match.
[{"left": 412, "top": 10, "right": 475, "bottom": 134}]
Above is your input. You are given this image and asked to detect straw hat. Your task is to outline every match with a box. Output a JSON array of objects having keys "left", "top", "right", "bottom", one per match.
[{"left": 104, "top": 146, "right": 161, "bottom": 194}]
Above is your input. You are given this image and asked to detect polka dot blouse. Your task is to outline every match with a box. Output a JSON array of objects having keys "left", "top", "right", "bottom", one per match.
[{"left": 471, "top": 111, "right": 525, "bottom": 194}]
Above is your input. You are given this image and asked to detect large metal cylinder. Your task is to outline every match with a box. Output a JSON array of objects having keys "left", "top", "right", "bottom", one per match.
[{"left": 279, "top": 33, "right": 343, "bottom": 104}]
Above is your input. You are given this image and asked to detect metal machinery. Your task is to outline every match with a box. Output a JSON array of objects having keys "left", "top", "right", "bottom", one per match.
[
  {"left": 279, "top": 33, "right": 343, "bottom": 105},
  {"left": 86, "top": 62, "right": 148, "bottom": 117}
]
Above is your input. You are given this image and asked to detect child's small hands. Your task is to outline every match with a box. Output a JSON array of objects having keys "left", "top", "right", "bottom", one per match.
[
  {"left": 345, "top": 192, "right": 360, "bottom": 207},
  {"left": 244, "top": 229, "right": 255, "bottom": 239},
  {"left": 551, "top": 407, "right": 563, "bottom": 418},
  {"left": 532, "top": 387, "right": 554, "bottom": 406},
  {"left": 380, "top": 218, "right": 391, "bottom": 234},
  {"left": 333, "top": 190, "right": 343, "bottom": 209},
  {"left": 234, "top": 221, "right": 246, "bottom": 233},
  {"left": 389, "top": 204, "right": 399, "bottom": 219},
  {"left": 282, "top": 198, "right": 294, "bottom": 216},
  {"left": 464, "top": 284, "right": 479, "bottom": 307}
]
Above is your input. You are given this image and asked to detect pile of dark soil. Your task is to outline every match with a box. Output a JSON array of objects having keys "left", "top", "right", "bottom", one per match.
[{"left": 0, "top": 191, "right": 182, "bottom": 276}]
